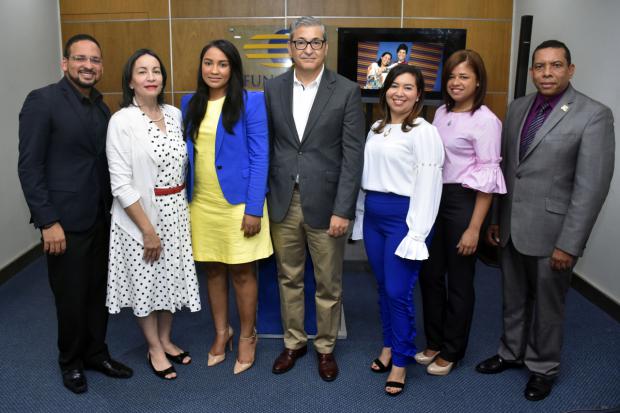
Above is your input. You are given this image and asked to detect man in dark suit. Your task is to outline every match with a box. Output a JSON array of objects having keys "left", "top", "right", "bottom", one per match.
[
  {"left": 18, "top": 34, "right": 132, "bottom": 394},
  {"left": 476, "top": 40, "right": 615, "bottom": 401},
  {"left": 265, "top": 16, "right": 365, "bottom": 381}
]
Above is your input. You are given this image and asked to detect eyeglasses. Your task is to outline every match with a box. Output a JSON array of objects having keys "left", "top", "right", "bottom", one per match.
[
  {"left": 69, "top": 55, "right": 102, "bottom": 65},
  {"left": 290, "top": 39, "right": 326, "bottom": 50}
]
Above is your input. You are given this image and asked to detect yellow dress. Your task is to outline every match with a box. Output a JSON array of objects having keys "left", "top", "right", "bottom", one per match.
[{"left": 190, "top": 97, "right": 273, "bottom": 263}]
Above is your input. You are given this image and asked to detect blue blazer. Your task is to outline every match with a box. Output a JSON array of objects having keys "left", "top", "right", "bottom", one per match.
[{"left": 181, "top": 91, "right": 269, "bottom": 217}]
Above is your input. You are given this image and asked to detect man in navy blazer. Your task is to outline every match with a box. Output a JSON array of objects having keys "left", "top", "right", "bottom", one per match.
[{"left": 18, "top": 34, "right": 132, "bottom": 394}]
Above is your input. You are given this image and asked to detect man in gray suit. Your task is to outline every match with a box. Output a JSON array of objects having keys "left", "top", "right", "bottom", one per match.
[
  {"left": 265, "top": 16, "right": 365, "bottom": 381},
  {"left": 476, "top": 40, "right": 615, "bottom": 401}
]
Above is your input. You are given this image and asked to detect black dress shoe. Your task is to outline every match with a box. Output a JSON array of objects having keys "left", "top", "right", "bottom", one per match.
[
  {"left": 62, "top": 369, "right": 87, "bottom": 394},
  {"left": 475, "top": 354, "right": 523, "bottom": 374},
  {"left": 85, "top": 359, "right": 133, "bottom": 378},
  {"left": 524, "top": 374, "right": 554, "bottom": 401}
]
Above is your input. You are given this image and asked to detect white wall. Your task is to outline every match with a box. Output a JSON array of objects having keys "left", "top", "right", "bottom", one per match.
[
  {"left": 0, "top": 0, "right": 61, "bottom": 269},
  {"left": 510, "top": 0, "right": 620, "bottom": 303}
]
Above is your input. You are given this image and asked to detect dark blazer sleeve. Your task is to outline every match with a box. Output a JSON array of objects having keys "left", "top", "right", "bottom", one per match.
[
  {"left": 555, "top": 105, "right": 615, "bottom": 256},
  {"left": 264, "top": 81, "right": 275, "bottom": 157},
  {"left": 18, "top": 88, "right": 59, "bottom": 228},
  {"left": 332, "top": 82, "right": 365, "bottom": 219}
]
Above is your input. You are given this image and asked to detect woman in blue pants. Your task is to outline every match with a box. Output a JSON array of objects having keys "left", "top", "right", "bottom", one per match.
[{"left": 352, "top": 64, "right": 444, "bottom": 396}]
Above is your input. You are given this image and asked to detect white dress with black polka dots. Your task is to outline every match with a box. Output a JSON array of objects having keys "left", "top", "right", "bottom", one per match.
[{"left": 107, "top": 110, "right": 201, "bottom": 317}]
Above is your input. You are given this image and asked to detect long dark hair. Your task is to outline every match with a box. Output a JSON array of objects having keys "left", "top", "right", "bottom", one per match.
[
  {"left": 442, "top": 49, "right": 487, "bottom": 113},
  {"left": 373, "top": 64, "right": 425, "bottom": 134},
  {"left": 120, "top": 49, "right": 167, "bottom": 108},
  {"left": 184, "top": 40, "right": 245, "bottom": 141},
  {"left": 376, "top": 51, "right": 392, "bottom": 66}
]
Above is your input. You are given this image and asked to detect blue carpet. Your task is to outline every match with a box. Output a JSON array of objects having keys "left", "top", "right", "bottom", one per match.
[{"left": 0, "top": 257, "right": 618, "bottom": 413}]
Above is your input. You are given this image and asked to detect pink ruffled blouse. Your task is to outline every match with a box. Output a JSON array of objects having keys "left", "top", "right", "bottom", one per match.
[{"left": 433, "top": 105, "right": 506, "bottom": 194}]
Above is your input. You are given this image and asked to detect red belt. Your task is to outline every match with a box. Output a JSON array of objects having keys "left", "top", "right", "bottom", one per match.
[{"left": 154, "top": 183, "right": 185, "bottom": 196}]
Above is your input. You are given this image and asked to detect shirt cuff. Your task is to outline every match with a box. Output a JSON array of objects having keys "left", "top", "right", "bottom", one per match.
[
  {"left": 351, "top": 214, "right": 364, "bottom": 240},
  {"left": 395, "top": 233, "right": 429, "bottom": 260},
  {"left": 462, "top": 159, "right": 507, "bottom": 194}
]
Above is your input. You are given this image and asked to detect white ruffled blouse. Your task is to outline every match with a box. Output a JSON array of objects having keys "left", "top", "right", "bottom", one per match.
[{"left": 351, "top": 118, "right": 445, "bottom": 260}]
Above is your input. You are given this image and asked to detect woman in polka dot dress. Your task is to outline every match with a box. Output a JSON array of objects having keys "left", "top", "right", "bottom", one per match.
[{"left": 106, "top": 49, "right": 201, "bottom": 380}]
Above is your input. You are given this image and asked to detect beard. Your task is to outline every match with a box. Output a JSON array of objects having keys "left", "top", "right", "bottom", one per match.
[{"left": 66, "top": 69, "right": 99, "bottom": 90}]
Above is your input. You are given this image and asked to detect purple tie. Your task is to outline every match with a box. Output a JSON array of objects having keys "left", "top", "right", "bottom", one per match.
[{"left": 520, "top": 102, "right": 550, "bottom": 160}]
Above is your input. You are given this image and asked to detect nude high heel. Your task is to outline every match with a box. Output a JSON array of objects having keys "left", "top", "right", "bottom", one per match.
[
  {"left": 207, "top": 325, "right": 234, "bottom": 367},
  {"left": 233, "top": 328, "right": 257, "bottom": 375}
]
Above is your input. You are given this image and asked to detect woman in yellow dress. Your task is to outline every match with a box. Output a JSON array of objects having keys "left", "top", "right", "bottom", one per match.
[{"left": 181, "top": 40, "right": 272, "bottom": 375}]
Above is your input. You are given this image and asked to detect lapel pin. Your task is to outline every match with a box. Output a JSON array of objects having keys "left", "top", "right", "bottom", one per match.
[{"left": 561, "top": 104, "right": 569, "bottom": 112}]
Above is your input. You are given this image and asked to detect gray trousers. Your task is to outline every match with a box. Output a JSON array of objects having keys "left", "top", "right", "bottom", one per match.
[{"left": 497, "top": 239, "right": 574, "bottom": 377}]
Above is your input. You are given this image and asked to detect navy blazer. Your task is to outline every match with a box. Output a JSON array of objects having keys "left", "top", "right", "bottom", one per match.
[
  {"left": 181, "top": 91, "right": 269, "bottom": 217},
  {"left": 18, "top": 77, "right": 112, "bottom": 231}
]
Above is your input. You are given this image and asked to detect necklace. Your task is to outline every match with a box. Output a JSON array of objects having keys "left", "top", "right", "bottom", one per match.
[
  {"left": 383, "top": 126, "right": 392, "bottom": 137},
  {"left": 142, "top": 110, "right": 163, "bottom": 123},
  {"left": 447, "top": 112, "right": 456, "bottom": 127},
  {"left": 135, "top": 99, "right": 164, "bottom": 123}
]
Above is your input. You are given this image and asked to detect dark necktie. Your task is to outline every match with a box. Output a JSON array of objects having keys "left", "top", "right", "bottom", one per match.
[{"left": 520, "top": 102, "right": 550, "bottom": 160}]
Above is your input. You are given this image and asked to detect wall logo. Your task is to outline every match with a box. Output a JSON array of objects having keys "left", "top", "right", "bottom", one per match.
[{"left": 242, "top": 29, "right": 291, "bottom": 69}]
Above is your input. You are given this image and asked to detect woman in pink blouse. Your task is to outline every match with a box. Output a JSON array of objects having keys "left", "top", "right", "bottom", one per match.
[{"left": 416, "top": 49, "right": 506, "bottom": 375}]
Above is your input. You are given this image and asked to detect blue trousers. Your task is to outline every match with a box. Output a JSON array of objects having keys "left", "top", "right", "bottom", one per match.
[{"left": 363, "top": 191, "right": 432, "bottom": 367}]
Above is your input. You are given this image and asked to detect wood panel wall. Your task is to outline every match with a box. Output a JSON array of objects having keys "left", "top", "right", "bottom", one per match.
[{"left": 59, "top": 0, "right": 513, "bottom": 119}]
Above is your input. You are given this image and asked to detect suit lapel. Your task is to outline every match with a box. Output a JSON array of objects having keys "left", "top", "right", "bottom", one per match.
[
  {"left": 301, "top": 69, "right": 335, "bottom": 144},
  {"left": 94, "top": 99, "right": 110, "bottom": 154},
  {"left": 59, "top": 79, "right": 90, "bottom": 137},
  {"left": 279, "top": 71, "right": 299, "bottom": 143},
  {"left": 60, "top": 78, "right": 108, "bottom": 154},
  {"left": 521, "top": 85, "right": 576, "bottom": 162},
  {"left": 513, "top": 94, "right": 536, "bottom": 165},
  {"left": 215, "top": 116, "right": 226, "bottom": 159}
]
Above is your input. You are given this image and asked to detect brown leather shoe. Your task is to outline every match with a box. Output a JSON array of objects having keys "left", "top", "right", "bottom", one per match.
[
  {"left": 317, "top": 352, "right": 339, "bottom": 381},
  {"left": 272, "top": 345, "right": 308, "bottom": 374}
]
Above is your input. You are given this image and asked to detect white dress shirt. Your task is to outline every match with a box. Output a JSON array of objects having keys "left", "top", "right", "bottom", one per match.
[
  {"left": 352, "top": 118, "right": 445, "bottom": 260},
  {"left": 292, "top": 65, "right": 324, "bottom": 141}
]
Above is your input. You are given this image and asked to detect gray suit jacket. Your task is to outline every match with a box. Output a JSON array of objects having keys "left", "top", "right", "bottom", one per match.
[
  {"left": 264, "top": 68, "right": 365, "bottom": 228},
  {"left": 496, "top": 84, "right": 615, "bottom": 257}
]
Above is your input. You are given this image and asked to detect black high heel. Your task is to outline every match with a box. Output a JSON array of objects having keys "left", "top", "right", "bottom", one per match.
[
  {"left": 148, "top": 353, "right": 177, "bottom": 380},
  {"left": 165, "top": 351, "right": 191, "bottom": 365},
  {"left": 370, "top": 358, "right": 392, "bottom": 373},
  {"left": 385, "top": 380, "right": 405, "bottom": 396}
]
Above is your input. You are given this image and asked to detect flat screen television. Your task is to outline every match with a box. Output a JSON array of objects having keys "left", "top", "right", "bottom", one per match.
[{"left": 337, "top": 28, "right": 467, "bottom": 101}]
